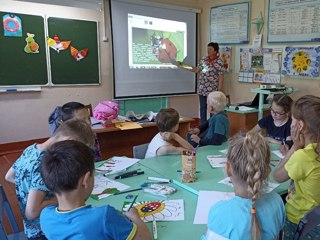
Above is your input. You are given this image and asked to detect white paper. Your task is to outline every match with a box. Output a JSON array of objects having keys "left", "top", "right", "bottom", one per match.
[
  {"left": 92, "top": 175, "right": 130, "bottom": 200},
  {"left": 252, "top": 34, "right": 262, "bottom": 48},
  {"left": 272, "top": 150, "right": 284, "bottom": 159},
  {"left": 95, "top": 157, "right": 140, "bottom": 175},
  {"left": 238, "top": 106, "right": 255, "bottom": 111},
  {"left": 218, "top": 177, "right": 280, "bottom": 193},
  {"left": 219, "top": 149, "right": 228, "bottom": 155},
  {"left": 123, "top": 199, "right": 184, "bottom": 222},
  {"left": 193, "top": 191, "right": 234, "bottom": 224},
  {"left": 207, "top": 155, "right": 227, "bottom": 168}
]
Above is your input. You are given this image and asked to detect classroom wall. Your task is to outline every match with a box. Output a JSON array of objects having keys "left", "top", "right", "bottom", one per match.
[
  {"left": 200, "top": 0, "right": 320, "bottom": 104},
  {"left": 0, "top": 0, "right": 200, "bottom": 144}
]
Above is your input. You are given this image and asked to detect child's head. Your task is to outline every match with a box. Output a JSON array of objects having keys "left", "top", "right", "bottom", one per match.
[
  {"left": 53, "top": 119, "right": 95, "bottom": 148},
  {"left": 156, "top": 108, "right": 180, "bottom": 132},
  {"left": 270, "top": 95, "right": 293, "bottom": 120},
  {"left": 291, "top": 95, "right": 320, "bottom": 155},
  {"left": 207, "top": 91, "right": 227, "bottom": 113},
  {"left": 61, "top": 102, "right": 90, "bottom": 124},
  {"left": 41, "top": 140, "right": 95, "bottom": 197},
  {"left": 227, "top": 132, "right": 271, "bottom": 240}
]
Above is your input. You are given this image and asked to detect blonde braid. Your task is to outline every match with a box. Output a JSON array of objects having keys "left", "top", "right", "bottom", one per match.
[{"left": 228, "top": 133, "right": 271, "bottom": 240}]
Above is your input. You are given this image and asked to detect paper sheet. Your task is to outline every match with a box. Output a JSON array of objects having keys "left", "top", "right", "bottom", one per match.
[
  {"left": 96, "top": 157, "right": 140, "bottom": 175},
  {"left": 219, "top": 149, "right": 228, "bottom": 155},
  {"left": 238, "top": 106, "right": 255, "bottom": 111},
  {"left": 207, "top": 155, "right": 227, "bottom": 168},
  {"left": 193, "top": 191, "right": 234, "bottom": 224},
  {"left": 91, "top": 175, "right": 130, "bottom": 200},
  {"left": 272, "top": 150, "right": 284, "bottom": 159},
  {"left": 218, "top": 177, "right": 280, "bottom": 193}
]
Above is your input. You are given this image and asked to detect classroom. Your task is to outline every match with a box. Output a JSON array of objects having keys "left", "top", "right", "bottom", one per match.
[{"left": 0, "top": 0, "right": 319, "bottom": 239}]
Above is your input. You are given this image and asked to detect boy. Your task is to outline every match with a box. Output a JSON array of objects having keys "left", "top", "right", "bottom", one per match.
[
  {"left": 48, "top": 101, "right": 90, "bottom": 135},
  {"left": 40, "top": 140, "right": 152, "bottom": 240},
  {"left": 145, "top": 108, "right": 194, "bottom": 158},
  {"left": 48, "top": 101, "right": 101, "bottom": 161},
  {"left": 5, "top": 119, "right": 95, "bottom": 240},
  {"left": 188, "top": 91, "right": 229, "bottom": 147}
]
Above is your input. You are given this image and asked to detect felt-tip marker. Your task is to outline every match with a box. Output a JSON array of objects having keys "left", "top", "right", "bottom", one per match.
[{"left": 114, "top": 171, "right": 144, "bottom": 179}]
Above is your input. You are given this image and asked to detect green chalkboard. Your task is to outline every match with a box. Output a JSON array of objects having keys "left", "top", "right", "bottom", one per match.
[
  {"left": 47, "top": 17, "right": 100, "bottom": 85},
  {"left": 0, "top": 12, "right": 48, "bottom": 86}
]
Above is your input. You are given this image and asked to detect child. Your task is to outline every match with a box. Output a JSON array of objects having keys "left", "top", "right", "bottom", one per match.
[
  {"left": 250, "top": 94, "right": 293, "bottom": 152},
  {"left": 5, "top": 119, "right": 95, "bottom": 240},
  {"left": 145, "top": 108, "right": 194, "bottom": 158},
  {"left": 273, "top": 95, "right": 320, "bottom": 239},
  {"left": 202, "top": 132, "right": 285, "bottom": 240},
  {"left": 49, "top": 101, "right": 101, "bottom": 161},
  {"left": 48, "top": 101, "right": 90, "bottom": 135},
  {"left": 40, "top": 140, "right": 152, "bottom": 240},
  {"left": 188, "top": 91, "right": 229, "bottom": 147}
]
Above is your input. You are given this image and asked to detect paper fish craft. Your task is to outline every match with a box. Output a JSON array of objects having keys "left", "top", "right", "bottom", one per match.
[
  {"left": 70, "top": 46, "right": 88, "bottom": 61},
  {"left": 47, "top": 34, "right": 71, "bottom": 53},
  {"left": 24, "top": 33, "right": 39, "bottom": 54}
]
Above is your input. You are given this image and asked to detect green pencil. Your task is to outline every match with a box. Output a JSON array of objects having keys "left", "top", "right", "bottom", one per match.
[{"left": 128, "top": 195, "right": 138, "bottom": 211}]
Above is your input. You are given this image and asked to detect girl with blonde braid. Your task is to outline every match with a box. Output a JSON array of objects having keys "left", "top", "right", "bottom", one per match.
[{"left": 201, "top": 133, "right": 285, "bottom": 240}]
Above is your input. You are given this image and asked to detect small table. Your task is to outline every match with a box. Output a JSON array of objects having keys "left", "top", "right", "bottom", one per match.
[
  {"left": 226, "top": 106, "right": 270, "bottom": 136},
  {"left": 92, "top": 117, "right": 194, "bottom": 159},
  {"left": 251, "top": 87, "right": 298, "bottom": 120}
]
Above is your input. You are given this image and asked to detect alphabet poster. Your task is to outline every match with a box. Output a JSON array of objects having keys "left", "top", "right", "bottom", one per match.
[{"left": 281, "top": 46, "right": 320, "bottom": 77}]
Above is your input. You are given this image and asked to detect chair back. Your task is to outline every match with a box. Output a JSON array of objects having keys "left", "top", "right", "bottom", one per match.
[
  {"left": 0, "top": 185, "right": 25, "bottom": 240},
  {"left": 293, "top": 205, "right": 320, "bottom": 240},
  {"left": 133, "top": 143, "right": 149, "bottom": 159}
]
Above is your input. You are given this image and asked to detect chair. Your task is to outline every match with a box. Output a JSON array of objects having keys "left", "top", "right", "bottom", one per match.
[
  {"left": 0, "top": 185, "right": 25, "bottom": 240},
  {"left": 133, "top": 143, "right": 149, "bottom": 159},
  {"left": 293, "top": 205, "right": 320, "bottom": 240}
]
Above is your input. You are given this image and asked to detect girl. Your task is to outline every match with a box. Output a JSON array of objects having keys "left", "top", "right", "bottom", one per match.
[
  {"left": 250, "top": 94, "right": 293, "bottom": 153},
  {"left": 202, "top": 132, "right": 285, "bottom": 240},
  {"left": 273, "top": 95, "right": 320, "bottom": 239}
]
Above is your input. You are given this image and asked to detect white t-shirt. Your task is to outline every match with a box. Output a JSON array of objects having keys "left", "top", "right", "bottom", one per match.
[{"left": 145, "top": 133, "right": 171, "bottom": 158}]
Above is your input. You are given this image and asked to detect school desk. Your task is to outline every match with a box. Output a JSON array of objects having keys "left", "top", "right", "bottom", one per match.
[
  {"left": 226, "top": 106, "right": 270, "bottom": 137},
  {"left": 92, "top": 117, "right": 194, "bottom": 159},
  {"left": 87, "top": 143, "right": 289, "bottom": 240}
]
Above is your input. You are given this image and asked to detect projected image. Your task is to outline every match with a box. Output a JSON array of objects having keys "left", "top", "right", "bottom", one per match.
[{"left": 128, "top": 14, "right": 187, "bottom": 69}]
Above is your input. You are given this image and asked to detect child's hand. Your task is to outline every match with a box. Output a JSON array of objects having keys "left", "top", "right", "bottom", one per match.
[
  {"left": 124, "top": 207, "right": 141, "bottom": 222},
  {"left": 190, "top": 134, "right": 200, "bottom": 144},
  {"left": 280, "top": 144, "right": 289, "bottom": 155},
  {"left": 188, "top": 128, "right": 200, "bottom": 135},
  {"left": 161, "top": 132, "right": 175, "bottom": 141}
]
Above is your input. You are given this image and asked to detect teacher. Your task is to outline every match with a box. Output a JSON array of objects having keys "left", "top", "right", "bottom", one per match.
[{"left": 192, "top": 42, "right": 224, "bottom": 124}]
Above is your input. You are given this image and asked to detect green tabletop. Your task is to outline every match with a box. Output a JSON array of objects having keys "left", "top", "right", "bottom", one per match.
[
  {"left": 139, "top": 143, "right": 289, "bottom": 196},
  {"left": 87, "top": 143, "right": 289, "bottom": 240},
  {"left": 87, "top": 163, "right": 206, "bottom": 240}
]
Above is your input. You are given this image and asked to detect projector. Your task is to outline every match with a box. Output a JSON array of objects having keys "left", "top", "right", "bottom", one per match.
[{"left": 260, "top": 84, "right": 286, "bottom": 91}]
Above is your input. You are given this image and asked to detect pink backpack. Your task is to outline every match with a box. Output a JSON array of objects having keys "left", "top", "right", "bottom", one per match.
[{"left": 93, "top": 101, "right": 119, "bottom": 120}]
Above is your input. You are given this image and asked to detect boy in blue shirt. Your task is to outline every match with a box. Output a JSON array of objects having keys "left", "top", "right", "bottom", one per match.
[
  {"left": 188, "top": 91, "right": 229, "bottom": 147},
  {"left": 40, "top": 140, "right": 151, "bottom": 240},
  {"left": 5, "top": 119, "right": 95, "bottom": 240}
]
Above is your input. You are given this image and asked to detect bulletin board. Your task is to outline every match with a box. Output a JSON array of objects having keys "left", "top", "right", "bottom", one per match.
[
  {"left": 0, "top": 12, "right": 48, "bottom": 86},
  {"left": 267, "top": 0, "right": 320, "bottom": 43},
  {"left": 210, "top": 2, "right": 250, "bottom": 44},
  {"left": 47, "top": 17, "right": 100, "bottom": 85},
  {"left": 237, "top": 47, "right": 282, "bottom": 84}
]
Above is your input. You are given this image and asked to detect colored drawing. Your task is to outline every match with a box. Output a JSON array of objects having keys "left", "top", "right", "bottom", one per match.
[
  {"left": 95, "top": 157, "right": 140, "bottom": 176},
  {"left": 24, "top": 33, "right": 39, "bottom": 54},
  {"left": 123, "top": 199, "right": 184, "bottom": 222},
  {"left": 70, "top": 46, "right": 88, "bottom": 61},
  {"left": 3, "top": 14, "right": 22, "bottom": 37},
  {"left": 47, "top": 34, "right": 71, "bottom": 53},
  {"left": 282, "top": 46, "right": 320, "bottom": 77},
  {"left": 91, "top": 175, "right": 130, "bottom": 200}
]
